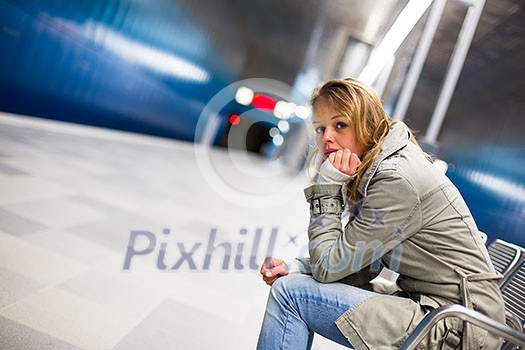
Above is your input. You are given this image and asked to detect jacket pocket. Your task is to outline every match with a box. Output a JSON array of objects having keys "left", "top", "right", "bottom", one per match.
[
  {"left": 395, "top": 295, "right": 444, "bottom": 349},
  {"left": 442, "top": 317, "right": 462, "bottom": 350},
  {"left": 336, "top": 295, "right": 438, "bottom": 350}
]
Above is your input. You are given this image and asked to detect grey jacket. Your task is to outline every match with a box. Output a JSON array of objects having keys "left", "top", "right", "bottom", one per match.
[{"left": 303, "top": 122, "right": 505, "bottom": 349}]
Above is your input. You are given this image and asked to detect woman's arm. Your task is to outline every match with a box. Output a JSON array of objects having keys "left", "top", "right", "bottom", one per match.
[{"left": 305, "top": 171, "right": 422, "bottom": 283}]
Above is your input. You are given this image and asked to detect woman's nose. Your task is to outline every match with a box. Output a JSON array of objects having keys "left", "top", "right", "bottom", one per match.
[{"left": 322, "top": 128, "right": 334, "bottom": 144}]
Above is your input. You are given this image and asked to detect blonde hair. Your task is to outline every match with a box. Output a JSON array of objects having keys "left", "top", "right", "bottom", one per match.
[{"left": 308, "top": 78, "right": 394, "bottom": 201}]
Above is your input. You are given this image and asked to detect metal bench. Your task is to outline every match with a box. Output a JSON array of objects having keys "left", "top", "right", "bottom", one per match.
[
  {"left": 401, "top": 242, "right": 525, "bottom": 350},
  {"left": 500, "top": 256, "right": 525, "bottom": 349},
  {"left": 487, "top": 239, "right": 522, "bottom": 282},
  {"left": 399, "top": 304, "right": 525, "bottom": 350},
  {"left": 479, "top": 231, "right": 488, "bottom": 244}
]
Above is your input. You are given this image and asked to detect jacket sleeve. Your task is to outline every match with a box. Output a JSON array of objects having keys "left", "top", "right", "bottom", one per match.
[{"left": 304, "top": 171, "right": 422, "bottom": 283}]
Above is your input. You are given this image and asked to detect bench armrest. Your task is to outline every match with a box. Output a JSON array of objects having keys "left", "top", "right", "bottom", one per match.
[{"left": 400, "top": 304, "right": 525, "bottom": 350}]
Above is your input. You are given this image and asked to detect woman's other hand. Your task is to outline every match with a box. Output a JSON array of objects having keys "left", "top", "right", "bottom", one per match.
[
  {"left": 260, "top": 257, "right": 288, "bottom": 286},
  {"left": 328, "top": 149, "right": 361, "bottom": 176}
]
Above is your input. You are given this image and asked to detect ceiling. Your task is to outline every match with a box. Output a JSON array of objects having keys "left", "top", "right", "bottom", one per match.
[
  {"left": 185, "top": 0, "right": 409, "bottom": 84},
  {"left": 228, "top": 0, "right": 410, "bottom": 84},
  {"left": 184, "top": 0, "right": 524, "bottom": 145}
]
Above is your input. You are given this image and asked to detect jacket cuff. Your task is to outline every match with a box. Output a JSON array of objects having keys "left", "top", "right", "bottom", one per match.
[
  {"left": 285, "top": 258, "right": 312, "bottom": 275},
  {"left": 318, "top": 159, "right": 356, "bottom": 184},
  {"left": 304, "top": 184, "right": 345, "bottom": 215},
  {"left": 304, "top": 184, "right": 343, "bottom": 202},
  {"left": 285, "top": 259, "right": 302, "bottom": 274}
]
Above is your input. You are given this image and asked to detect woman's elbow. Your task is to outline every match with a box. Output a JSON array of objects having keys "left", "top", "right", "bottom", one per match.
[{"left": 311, "top": 263, "right": 344, "bottom": 283}]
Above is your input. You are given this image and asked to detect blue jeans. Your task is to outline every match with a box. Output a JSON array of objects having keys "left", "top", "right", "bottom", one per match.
[{"left": 257, "top": 274, "right": 377, "bottom": 350}]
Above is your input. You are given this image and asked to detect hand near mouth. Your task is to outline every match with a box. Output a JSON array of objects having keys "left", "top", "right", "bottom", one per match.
[{"left": 327, "top": 149, "right": 361, "bottom": 176}]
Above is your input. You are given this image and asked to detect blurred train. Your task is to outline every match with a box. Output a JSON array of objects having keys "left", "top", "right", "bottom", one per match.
[
  {"left": 0, "top": 0, "right": 237, "bottom": 142},
  {"left": 443, "top": 146, "right": 525, "bottom": 246},
  {"left": 0, "top": 0, "right": 523, "bottom": 246}
]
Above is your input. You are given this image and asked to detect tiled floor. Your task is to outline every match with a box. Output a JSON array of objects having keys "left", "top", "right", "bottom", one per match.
[{"left": 0, "top": 113, "right": 348, "bottom": 349}]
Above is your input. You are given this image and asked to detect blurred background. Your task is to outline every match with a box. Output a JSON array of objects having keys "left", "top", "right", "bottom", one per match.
[
  {"left": 1, "top": 0, "right": 524, "bottom": 242},
  {"left": 1, "top": 0, "right": 523, "bottom": 244},
  {"left": 0, "top": 0, "right": 525, "bottom": 348}
]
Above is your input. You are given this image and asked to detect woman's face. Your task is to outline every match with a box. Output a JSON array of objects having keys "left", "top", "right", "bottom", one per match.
[{"left": 312, "top": 97, "right": 363, "bottom": 160}]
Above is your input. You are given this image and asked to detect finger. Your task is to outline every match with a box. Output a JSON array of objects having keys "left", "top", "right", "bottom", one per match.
[
  {"left": 263, "top": 257, "right": 274, "bottom": 269},
  {"left": 349, "top": 153, "right": 361, "bottom": 174},
  {"left": 260, "top": 257, "right": 274, "bottom": 275},
  {"left": 328, "top": 151, "right": 336, "bottom": 164},
  {"left": 329, "top": 150, "right": 343, "bottom": 170},
  {"left": 263, "top": 275, "right": 279, "bottom": 286},
  {"left": 264, "top": 266, "right": 278, "bottom": 278},
  {"left": 263, "top": 274, "right": 278, "bottom": 283},
  {"left": 334, "top": 150, "right": 344, "bottom": 166},
  {"left": 268, "top": 264, "right": 288, "bottom": 278},
  {"left": 266, "top": 278, "right": 278, "bottom": 286},
  {"left": 341, "top": 149, "right": 352, "bottom": 171}
]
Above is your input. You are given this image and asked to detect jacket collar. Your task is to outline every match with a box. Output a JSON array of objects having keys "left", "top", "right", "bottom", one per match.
[{"left": 357, "top": 121, "right": 411, "bottom": 197}]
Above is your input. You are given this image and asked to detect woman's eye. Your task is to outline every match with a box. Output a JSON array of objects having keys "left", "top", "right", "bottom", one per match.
[
  {"left": 314, "top": 126, "right": 324, "bottom": 134},
  {"left": 336, "top": 122, "right": 347, "bottom": 129}
]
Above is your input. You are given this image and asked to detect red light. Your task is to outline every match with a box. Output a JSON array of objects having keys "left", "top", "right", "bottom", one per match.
[
  {"left": 251, "top": 94, "right": 277, "bottom": 112},
  {"left": 229, "top": 114, "right": 241, "bottom": 125}
]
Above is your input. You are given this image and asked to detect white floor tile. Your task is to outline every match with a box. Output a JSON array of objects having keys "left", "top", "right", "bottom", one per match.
[
  {"left": 1, "top": 155, "right": 74, "bottom": 179},
  {"left": 0, "top": 177, "right": 75, "bottom": 206},
  {"left": 0, "top": 231, "right": 86, "bottom": 285},
  {"left": 0, "top": 288, "right": 139, "bottom": 350},
  {"left": 57, "top": 268, "right": 164, "bottom": 319},
  {"left": 0, "top": 267, "right": 44, "bottom": 309},
  {"left": 23, "top": 229, "right": 114, "bottom": 264},
  {"left": 5, "top": 197, "right": 106, "bottom": 229},
  {"left": 0, "top": 316, "right": 84, "bottom": 350}
]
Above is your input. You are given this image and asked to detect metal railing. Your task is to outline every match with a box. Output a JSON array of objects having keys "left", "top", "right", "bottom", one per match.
[
  {"left": 488, "top": 239, "right": 522, "bottom": 280},
  {"left": 400, "top": 304, "right": 525, "bottom": 350}
]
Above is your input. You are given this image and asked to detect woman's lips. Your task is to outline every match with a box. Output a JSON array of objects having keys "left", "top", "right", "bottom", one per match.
[{"left": 324, "top": 149, "right": 338, "bottom": 157}]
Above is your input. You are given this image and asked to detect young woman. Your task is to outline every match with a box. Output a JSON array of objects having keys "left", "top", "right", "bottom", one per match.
[{"left": 256, "top": 78, "right": 505, "bottom": 349}]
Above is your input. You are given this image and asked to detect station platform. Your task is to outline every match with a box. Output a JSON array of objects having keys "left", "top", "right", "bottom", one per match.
[{"left": 0, "top": 113, "right": 351, "bottom": 349}]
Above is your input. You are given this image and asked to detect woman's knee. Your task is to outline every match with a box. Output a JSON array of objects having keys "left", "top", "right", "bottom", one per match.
[{"left": 270, "top": 274, "right": 311, "bottom": 303}]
